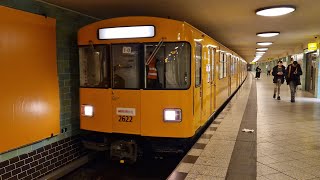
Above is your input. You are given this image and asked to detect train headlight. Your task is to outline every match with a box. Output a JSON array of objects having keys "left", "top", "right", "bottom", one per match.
[
  {"left": 81, "top": 105, "right": 94, "bottom": 117},
  {"left": 164, "top": 109, "right": 182, "bottom": 122}
]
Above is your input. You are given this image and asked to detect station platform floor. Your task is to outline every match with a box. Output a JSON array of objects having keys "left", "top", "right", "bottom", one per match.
[{"left": 168, "top": 73, "right": 320, "bottom": 180}]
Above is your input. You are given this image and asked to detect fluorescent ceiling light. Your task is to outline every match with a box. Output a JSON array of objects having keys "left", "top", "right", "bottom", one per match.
[
  {"left": 256, "top": 51, "right": 266, "bottom": 54},
  {"left": 256, "top": 48, "right": 268, "bottom": 51},
  {"left": 254, "top": 59, "right": 261, "bottom": 62},
  {"left": 257, "top": 42, "right": 273, "bottom": 46},
  {"left": 252, "top": 54, "right": 263, "bottom": 62},
  {"left": 256, "top": 6, "right": 296, "bottom": 17},
  {"left": 257, "top": 32, "right": 280, "bottom": 37},
  {"left": 98, "top": 26, "right": 155, "bottom": 39}
]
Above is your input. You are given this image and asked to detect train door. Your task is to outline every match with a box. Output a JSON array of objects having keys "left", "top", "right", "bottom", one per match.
[
  {"left": 111, "top": 44, "right": 141, "bottom": 135},
  {"left": 306, "top": 52, "right": 317, "bottom": 94},
  {"left": 194, "top": 43, "right": 202, "bottom": 127},
  {"left": 209, "top": 47, "right": 216, "bottom": 112},
  {"left": 201, "top": 47, "right": 211, "bottom": 122}
]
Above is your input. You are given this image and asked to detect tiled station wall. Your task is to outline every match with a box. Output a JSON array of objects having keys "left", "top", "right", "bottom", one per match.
[
  {"left": 0, "top": 136, "right": 85, "bottom": 180},
  {"left": 0, "top": 0, "right": 98, "bottom": 179}
]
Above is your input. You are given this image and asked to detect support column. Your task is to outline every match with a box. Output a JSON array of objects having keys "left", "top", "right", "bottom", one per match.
[
  {"left": 316, "top": 49, "right": 320, "bottom": 98},
  {"left": 301, "top": 53, "right": 307, "bottom": 91}
]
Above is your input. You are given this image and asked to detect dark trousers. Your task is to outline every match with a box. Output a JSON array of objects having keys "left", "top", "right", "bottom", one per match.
[
  {"left": 147, "top": 79, "right": 157, "bottom": 88},
  {"left": 289, "top": 81, "right": 297, "bottom": 100}
]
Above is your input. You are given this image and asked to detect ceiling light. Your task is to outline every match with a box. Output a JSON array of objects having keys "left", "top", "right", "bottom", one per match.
[
  {"left": 256, "top": 48, "right": 268, "bottom": 51},
  {"left": 256, "top": 51, "right": 266, "bottom": 54},
  {"left": 256, "top": 6, "right": 296, "bottom": 17},
  {"left": 252, "top": 56, "right": 262, "bottom": 62},
  {"left": 257, "top": 32, "right": 280, "bottom": 37},
  {"left": 257, "top": 42, "right": 273, "bottom": 46}
]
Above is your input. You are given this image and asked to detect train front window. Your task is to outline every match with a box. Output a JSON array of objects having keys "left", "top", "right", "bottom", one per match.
[
  {"left": 110, "top": 42, "right": 191, "bottom": 90},
  {"left": 79, "top": 45, "right": 109, "bottom": 88},
  {"left": 145, "top": 42, "right": 191, "bottom": 89},
  {"left": 112, "top": 44, "right": 141, "bottom": 89}
]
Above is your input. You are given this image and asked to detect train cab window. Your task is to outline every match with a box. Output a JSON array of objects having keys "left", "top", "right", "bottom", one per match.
[
  {"left": 145, "top": 42, "right": 191, "bottom": 89},
  {"left": 195, "top": 43, "right": 202, "bottom": 87},
  {"left": 79, "top": 45, "right": 109, "bottom": 88},
  {"left": 112, "top": 44, "right": 141, "bottom": 89}
]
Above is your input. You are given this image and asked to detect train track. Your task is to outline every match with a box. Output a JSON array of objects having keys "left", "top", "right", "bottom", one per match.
[{"left": 60, "top": 152, "right": 183, "bottom": 180}]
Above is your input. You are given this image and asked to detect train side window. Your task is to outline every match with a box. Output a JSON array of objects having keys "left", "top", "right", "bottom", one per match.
[
  {"left": 235, "top": 58, "right": 238, "bottom": 74},
  {"left": 231, "top": 57, "right": 235, "bottom": 75},
  {"left": 219, "top": 52, "right": 224, "bottom": 79},
  {"left": 223, "top": 54, "right": 227, "bottom": 78},
  {"left": 79, "top": 45, "right": 109, "bottom": 88},
  {"left": 211, "top": 48, "right": 215, "bottom": 81},
  {"left": 195, "top": 43, "right": 202, "bottom": 87},
  {"left": 230, "top": 57, "right": 234, "bottom": 75}
]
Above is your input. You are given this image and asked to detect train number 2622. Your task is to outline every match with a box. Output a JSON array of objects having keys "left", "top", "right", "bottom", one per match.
[{"left": 118, "top": 116, "right": 133, "bottom": 122}]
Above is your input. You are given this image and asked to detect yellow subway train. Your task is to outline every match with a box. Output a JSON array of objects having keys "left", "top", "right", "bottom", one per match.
[{"left": 78, "top": 16, "right": 247, "bottom": 162}]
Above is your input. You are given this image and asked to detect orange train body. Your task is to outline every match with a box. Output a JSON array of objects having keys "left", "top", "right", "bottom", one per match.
[{"left": 77, "top": 17, "right": 247, "bottom": 155}]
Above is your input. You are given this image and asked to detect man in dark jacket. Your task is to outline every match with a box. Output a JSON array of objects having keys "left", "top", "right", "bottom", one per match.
[
  {"left": 255, "top": 66, "right": 261, "bottom": 79},
  {"left": 286, "top": 60, "right": 302, "bottom": 102},
  {"left": 272, "top": 60, "right": 286, "bottom": 100}
]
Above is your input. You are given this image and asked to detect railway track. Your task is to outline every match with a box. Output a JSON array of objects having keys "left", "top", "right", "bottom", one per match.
[{"left": 60, "top": 152, "right": 183, "bottom": 180}]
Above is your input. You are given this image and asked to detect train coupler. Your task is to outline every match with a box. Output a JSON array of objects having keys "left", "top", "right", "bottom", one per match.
[{"left": 110, "top": 140, "right": 138, "bottom": 164}]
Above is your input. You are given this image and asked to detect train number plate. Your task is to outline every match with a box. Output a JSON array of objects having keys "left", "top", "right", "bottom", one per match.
[
  {"left": 118, "top": 116, "right": 133, "bottom": 122},
  {"left": 116, "top": 108, "right": 136, "bottom": 116}
]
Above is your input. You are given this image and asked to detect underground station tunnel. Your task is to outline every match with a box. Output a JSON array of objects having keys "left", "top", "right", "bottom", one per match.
[{"left": 1, "top": 1, "right": 320, "bottom": 180}]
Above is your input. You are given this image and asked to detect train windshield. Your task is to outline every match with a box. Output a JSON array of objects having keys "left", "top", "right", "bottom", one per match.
[
  {"left": 79, "top": 45, "right": 109, "bottom": 88},
  {"left": 112, "top": 44, "right": 141, "bottom": 89},
  {"left": 144, "top": 42, "right": 191, "bottom": 89},
  {"left": 112, "top": 42, "right": 191, "bottom": 89},
  {"left": 79, "top": 42, "right": 190, "bottom": 89}
]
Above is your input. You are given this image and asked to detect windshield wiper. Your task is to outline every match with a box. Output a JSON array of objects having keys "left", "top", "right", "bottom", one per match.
[{"left": 145, "top": 38, "right": 165, "bottom": 65}]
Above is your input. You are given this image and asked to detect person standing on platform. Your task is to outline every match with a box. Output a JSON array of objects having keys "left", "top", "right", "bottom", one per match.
[
  {"left": 286, "top": 60, "right": 302, "bottom": 102},
  {"left": 255, "top": 66, "right": 261, "bottom": 79},
  {"left": 272, "top": 60, "right": 286, "bottom": 100},
  {"left": 266, "top": 65, "right": 271, "bottom": 76}
]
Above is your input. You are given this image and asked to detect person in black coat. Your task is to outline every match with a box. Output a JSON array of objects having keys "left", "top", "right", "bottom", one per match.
[
  {"left": 272, "top": 60, "right": 286, "bottom": 100},
  {"left": 286, "top": 60, "right": 303, "bottom": 102},
  {"left": 255, "top": 66, "right": 261, "bottom": 79}
]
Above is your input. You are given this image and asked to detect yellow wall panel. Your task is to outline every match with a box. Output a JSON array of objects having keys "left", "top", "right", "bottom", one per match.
[{"left": 0, "top": 6, "right": 60, "bottom": 153}]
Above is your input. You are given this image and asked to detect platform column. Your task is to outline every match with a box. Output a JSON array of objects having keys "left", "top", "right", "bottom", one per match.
[{"left": 316, "top": 49, "right": 320, "bottom": 98}]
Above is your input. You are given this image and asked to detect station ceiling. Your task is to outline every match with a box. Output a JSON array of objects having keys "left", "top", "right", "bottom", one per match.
[{"left": 41, "top": 0, "right": 320, "bottom": 62}]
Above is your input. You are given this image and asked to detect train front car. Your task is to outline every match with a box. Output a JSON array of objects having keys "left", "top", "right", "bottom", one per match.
[{"left": 78, "top": 17, "right": 196, "bottom": 162}]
